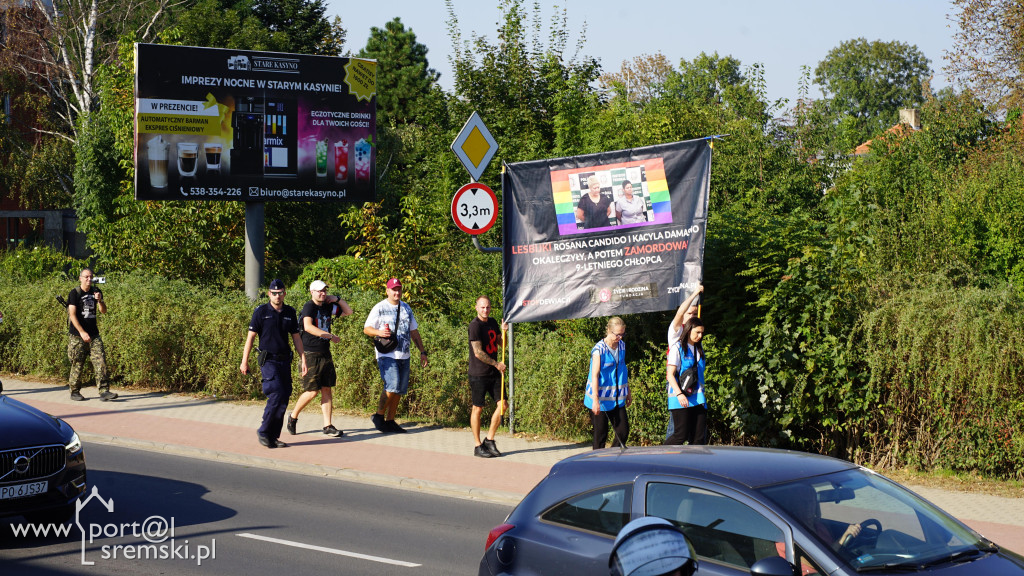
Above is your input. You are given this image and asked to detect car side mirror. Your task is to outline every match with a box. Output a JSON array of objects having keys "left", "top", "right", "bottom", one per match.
[{"left": 750, "top": 555, "right": 798, "bottom": 576}]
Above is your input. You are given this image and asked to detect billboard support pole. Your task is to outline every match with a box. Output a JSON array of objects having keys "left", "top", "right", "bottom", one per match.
[{"left": 245, "top": 201, "right": 265, "bottom": 300}]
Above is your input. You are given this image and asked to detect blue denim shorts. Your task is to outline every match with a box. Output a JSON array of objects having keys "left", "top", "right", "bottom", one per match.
[{"left": 377, "top": 357, "right": 411, "bottom": 395}]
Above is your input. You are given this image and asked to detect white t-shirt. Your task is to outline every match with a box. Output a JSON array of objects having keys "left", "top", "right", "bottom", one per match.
[
  {"left": 668, "top": 325, "right": 683, "bottom": 349},
  {"left": 364, "top": 299, "right": 418, "bottom": 359}
]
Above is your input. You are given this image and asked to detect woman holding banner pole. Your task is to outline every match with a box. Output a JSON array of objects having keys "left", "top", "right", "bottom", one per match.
[
  {"left": 665, "top": 316, "right": 708, "bottom": 445},
  {"left": 665, "top": 286, "right": 703, "bottom": 441},
  {"left": 585, "top": 317, "right": 631, "bottom": 449}
]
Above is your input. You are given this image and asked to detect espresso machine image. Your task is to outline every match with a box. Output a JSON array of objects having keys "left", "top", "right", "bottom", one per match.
[
  {"left": 230, "top": 97, "right": 265, "bottom": 175},
  {"left": 263, "top": 99, "right": 297, "bottom": 177}
]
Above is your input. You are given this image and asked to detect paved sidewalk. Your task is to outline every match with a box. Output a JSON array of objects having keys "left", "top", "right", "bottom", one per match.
[{"left": 4, "top": 377, "right": 1024, "bottom": 553}]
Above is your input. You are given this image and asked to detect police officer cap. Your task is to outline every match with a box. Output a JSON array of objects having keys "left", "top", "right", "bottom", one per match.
[
  {"left": 269, "top": 279, "right": 286, "bottom": 290},
  {"left": 609, "top": 517, "right": 697, "bottom": 576}
]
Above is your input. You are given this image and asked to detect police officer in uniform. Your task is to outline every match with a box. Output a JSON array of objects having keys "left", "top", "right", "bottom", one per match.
[{"left": 241, "top": 279, "right": 307, "bottom": 448}]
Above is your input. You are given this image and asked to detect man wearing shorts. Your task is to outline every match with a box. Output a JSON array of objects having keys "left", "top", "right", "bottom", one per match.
[
  {"left": 363, "top": 278, "right": 428, "bottom": 434},
  {"left": 288, "top": 279, "right": 351, "bottom": 437},
  {"left": 468, "top": 296, "right": 507, "bottom": 458}
]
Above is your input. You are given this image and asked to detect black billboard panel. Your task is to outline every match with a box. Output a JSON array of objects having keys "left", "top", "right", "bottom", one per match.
[
  {"left": 134, "top": 44, "right": 376, "bottom": 202},
  {"left": 502, "top": 139, "right": 711, "bottom": 323}
]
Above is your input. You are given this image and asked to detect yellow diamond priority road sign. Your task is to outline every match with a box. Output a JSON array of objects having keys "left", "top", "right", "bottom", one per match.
[{"left": 451, "top": 112, "right": 498, "bottom": 182}]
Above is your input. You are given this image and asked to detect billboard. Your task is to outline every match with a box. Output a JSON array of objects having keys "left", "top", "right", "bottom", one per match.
[
  {"left": 502, "top": 139, "right": 711, "bottom": 323},
  {"left": 134, "top": 43, "right": 376, "bottom": 202}
]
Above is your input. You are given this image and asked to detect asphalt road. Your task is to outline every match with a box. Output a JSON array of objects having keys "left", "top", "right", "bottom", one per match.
[{"left": 1, "top": 443, "right": 513, "bottom": 575}]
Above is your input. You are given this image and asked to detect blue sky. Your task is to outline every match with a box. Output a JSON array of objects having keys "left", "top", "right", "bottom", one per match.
[{"left": 329, "top": 0, "right": 957, "bottom": 110}]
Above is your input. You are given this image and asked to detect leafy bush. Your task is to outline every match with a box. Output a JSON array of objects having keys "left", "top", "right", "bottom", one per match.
[
  {"left": 0, "top": 245, "right": 88, "bottom": 282},
  {"left": 860, "top": 282, "right": 1024, "bottom": 478}
]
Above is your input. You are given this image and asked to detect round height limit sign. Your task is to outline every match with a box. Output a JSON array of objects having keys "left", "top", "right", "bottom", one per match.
[{"left": 451, "top": 182, "right": 498, "bottom": 235}]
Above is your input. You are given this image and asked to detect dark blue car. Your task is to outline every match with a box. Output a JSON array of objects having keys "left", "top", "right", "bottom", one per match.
[
  {"left": 0, "top": 382, "right": 87, "bottom": 524},
  {"left": 480, "top": 446, "right": 1024, "bottom": 575}
]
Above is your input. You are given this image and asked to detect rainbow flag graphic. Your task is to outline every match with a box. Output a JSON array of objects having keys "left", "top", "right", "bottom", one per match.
[{"left": 550, "top": 158, "right": 672, "bottom": 236}]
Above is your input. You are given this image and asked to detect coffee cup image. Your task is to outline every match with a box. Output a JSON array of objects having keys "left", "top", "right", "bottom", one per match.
[
  {"left": 147, "top": 135, "right": 169, "bottom": 189},
  {"left": 204, "top": 142, "right": 223, "bottom": 173},
  {"left": 177, "top": 142, "right": 199, "bottom": 177}
]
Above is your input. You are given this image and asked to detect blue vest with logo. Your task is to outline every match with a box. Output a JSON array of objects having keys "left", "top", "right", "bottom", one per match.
[
  {"left": 584, "top": 340, "right": 629, "bottom": 412},
  {"left": 667, "top": 342, "right": 706, "bottom": 410}
]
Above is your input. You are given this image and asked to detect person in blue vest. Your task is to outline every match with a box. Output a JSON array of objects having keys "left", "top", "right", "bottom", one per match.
[
  {"left": 665, "top": 317, "right": 707, "bottom": 445},
  {"left": 585, "top": 316, "right": 631, "bottom": 449}
]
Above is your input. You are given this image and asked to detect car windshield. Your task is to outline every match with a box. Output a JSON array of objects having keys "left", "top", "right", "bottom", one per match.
[{"left": 758, "top": 468, "right": 990, "bottom": 571}]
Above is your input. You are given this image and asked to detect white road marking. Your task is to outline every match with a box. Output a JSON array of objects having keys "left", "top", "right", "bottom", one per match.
[{"left": 236, "top": 532, "right": 421, "bottom": 567}]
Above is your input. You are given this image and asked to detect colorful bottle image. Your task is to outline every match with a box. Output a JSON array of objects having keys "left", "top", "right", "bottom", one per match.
[
  {"left": 354, "top": 138, "right": 371, "bottom": 183},
  {"left": 334, "top": 139, "right": 349, "bottom": 183},
  {"left": 315, "top": 139, "right": 328, "bottom": 177}
]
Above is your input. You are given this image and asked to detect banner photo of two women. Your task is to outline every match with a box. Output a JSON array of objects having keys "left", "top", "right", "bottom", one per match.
[
  {"left": 502, "top": 139, "right": 711, "bottom": 323},
  {"left": 133, "top": 43, "right": 376, "bottom": 203}
]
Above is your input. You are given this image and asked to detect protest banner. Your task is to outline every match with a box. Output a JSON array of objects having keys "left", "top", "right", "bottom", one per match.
[{"left": 502, "top": 139, "right": 711, "bottom": 323}]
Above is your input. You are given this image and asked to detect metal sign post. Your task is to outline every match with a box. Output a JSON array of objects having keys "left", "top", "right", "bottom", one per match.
[{"left": 450, "top": 112, "right": 514, "bottom": 431}]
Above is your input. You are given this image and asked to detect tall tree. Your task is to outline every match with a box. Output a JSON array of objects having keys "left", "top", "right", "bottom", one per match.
[
  {"left": 946, "top": 0, "right": 1024, "bottom": 114},
  {"left": 814, "top": 38, "right": 931, "bottom": 140},
  {"left": 168, "top": 0, "right": 286, "bottom": 51},
  {"left": 357, "top": 17, "right": 439, "bottom": 125},
  {"left": 251, "top": 0, "right": 343, "bottom": 55},
  {"left": 446, "top": 0, "right": 600, "bottom": 161},
  {"left": 599, "top": 53, "right": 674, "bottom": 104},
  {"left": 0, "top": 0, "right": 183, "bottom": 143}
]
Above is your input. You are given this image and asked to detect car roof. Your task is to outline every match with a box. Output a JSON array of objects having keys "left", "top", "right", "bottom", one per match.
[{"left": 548, "top": 446, "right": 859, "bottom": 489}]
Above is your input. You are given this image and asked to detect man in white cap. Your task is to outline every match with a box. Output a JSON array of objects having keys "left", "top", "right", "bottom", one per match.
[
  {"left": 363, "top": 278, "right": 428, "bottom": 433},
  {"left": 287, "top": 279, "right": 351, "bottom": 437}
]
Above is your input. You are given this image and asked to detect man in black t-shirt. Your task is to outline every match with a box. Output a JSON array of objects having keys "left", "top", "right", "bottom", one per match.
[
  {"left": 241, "top": 279, "right": 307, "bottom": 449},
  {"left": 67, "top": 268, "right": 117, "bottom": 401},
  {"left": 468, "top": 296, "right": 508, "bottom": 458},
  {"left": 287, "top": 280, "right": 351, "bottom": 437}
]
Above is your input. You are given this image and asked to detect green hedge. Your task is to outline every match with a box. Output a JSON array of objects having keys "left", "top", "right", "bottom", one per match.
[
  {"left": 860, "top": 284, "right": 1024, "bottom": 478},
  {"left": 0, "top": 268, "right": 676, "bottom": 444},
  {"left": 4, "top": 251, "right": 1024, "bottom": 477}
]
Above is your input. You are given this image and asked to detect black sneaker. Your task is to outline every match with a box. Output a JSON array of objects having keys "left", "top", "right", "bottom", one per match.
[
  {"left": 287, "top": 416, "right": 298, "bottom": 435},
  {"left": 474, "top": 445, "right": 495, "bottom": 458},
  {"left": 257, "top": 433, "right": 276, "bottom": 448},
  {"left": 70, "top": 392, "right": 85, "bottom": 401},
  {"left": 371, "top": 413, "right": 387, "bottom": 432},
  {"left": 274, "top": 439, "right": 288, "bottom": 448},
  {"left": 385, "top": 420, "right": 407, "bottom": 434},
  {"left": 483, "top": 438, "right": 502, "bottom": 457},
  {"left": 323, "top": 425, "right": 343, "bottom": 437},
  {"left": 99, "top": 391, "right": 118, "bottom": 401}
]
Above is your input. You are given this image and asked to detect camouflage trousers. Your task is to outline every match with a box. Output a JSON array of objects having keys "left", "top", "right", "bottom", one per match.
[{"left": 68, "top": 334, "right": 110, "bottom": 393}]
